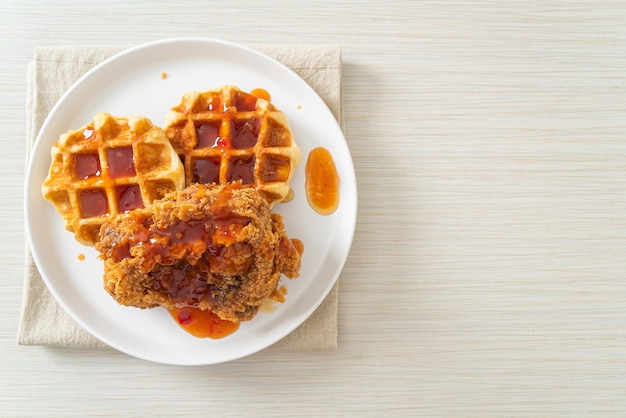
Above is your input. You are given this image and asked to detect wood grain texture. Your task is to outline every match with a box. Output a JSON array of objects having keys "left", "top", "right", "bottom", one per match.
[{"left": 2, "top": 0, "right": 626, "bottom": 416}]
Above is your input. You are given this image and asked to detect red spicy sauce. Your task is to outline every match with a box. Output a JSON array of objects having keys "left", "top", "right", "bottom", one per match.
[
  {"left": 74, "top": 153, "right": 101, "bottom": 179},
  {"left": 107, "top": 146, "right": 136, "bottom": 178},
  {"left": 115, "top": 184, "right": 143, "bottom": 212},
  {"left": 227, "top": 155, "right": 256, "bottom": 184},
  {"left": 231, "top": 117, "right": 260, "bottom": 149},
  {"left": 133, "top": 210, "right": 251, "bottom": 305},
  {"left": 79, "top": 189, "right": 108, "bottom": 218},
  {"left": 195, "top": 123, "right": 221, "bottom": 149},
  {"left": 193, "top": 158, "right": 221, "bottom": 184},
  {"left": 168, "top": 307, "right": 240, "bottom": 339},
  {"left": 234, "top": 91, "right": 258, "bottom": 111}
]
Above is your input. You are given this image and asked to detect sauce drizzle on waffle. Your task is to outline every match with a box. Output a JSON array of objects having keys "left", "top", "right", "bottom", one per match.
[{"left": 164, "top": 85, "right": 301, "bottom": 207}]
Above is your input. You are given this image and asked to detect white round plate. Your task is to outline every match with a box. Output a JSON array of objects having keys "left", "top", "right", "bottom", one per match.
[{"left": 24, "top": 38, "right": 357, "bottom": 365}]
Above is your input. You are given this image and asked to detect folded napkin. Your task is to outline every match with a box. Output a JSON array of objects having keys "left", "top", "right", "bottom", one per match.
[{"left": 18, "top": 43, "right": 342, "bottom": 352}]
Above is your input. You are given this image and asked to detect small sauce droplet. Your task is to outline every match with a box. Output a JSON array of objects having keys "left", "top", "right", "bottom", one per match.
[
  {"left": 168, "top": 307, "right": 239, "bottom": 339},
  {"left": 297, "top": 104, "right": 302, "bottom": 110},
  {"left": 251, "top": 88, "right": 271, "bottom": 102},
  {"left": 305, "top": 147, "right": 340, "bottom": 215},
  {"left": 77, "top": 253, "right": 85, "bottom": 261},
  {"left": 161, "top": 72, "right": 168, "bottom": 79}
]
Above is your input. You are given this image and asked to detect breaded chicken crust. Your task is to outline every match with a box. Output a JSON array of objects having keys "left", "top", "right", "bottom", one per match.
[{"left": 96, "top": 182, "right": 302, "bottom": 322}]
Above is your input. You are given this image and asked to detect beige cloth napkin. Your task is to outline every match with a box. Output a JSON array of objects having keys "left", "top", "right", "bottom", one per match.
[{"left": 18, "top": 43, "right": 342, "bottom": 352}]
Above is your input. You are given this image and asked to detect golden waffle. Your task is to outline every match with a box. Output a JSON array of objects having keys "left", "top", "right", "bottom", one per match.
[
  {"left": 42, "top": 112, "right": 185, "bottom": 246},
  {"left": 163, "top": 85, "right": 301, "bottom": 207}
]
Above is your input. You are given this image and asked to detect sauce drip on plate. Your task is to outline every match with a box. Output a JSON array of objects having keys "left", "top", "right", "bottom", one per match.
[
  {"left": 305, "top": 147, "right": 340, "bottom": 215},
  {"left": 168, "top": 307, "right": 239, "bottom": 339}
]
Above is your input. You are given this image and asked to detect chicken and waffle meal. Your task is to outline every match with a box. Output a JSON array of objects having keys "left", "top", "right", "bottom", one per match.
[
  {"left": 164, "top": 85, "right": 301, "bottom": 207},
  {"left": 42, "top": 112, "right": 185, "bottom": 246},
  {"left": 41, "top": 86, "right": 303, "bottom": 329}
]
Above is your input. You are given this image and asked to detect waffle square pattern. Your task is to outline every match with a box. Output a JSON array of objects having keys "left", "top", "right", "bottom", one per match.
[
  {"left": 42, "top": 113, "right": 185, "bottom": 245},
  {"left": 164, "top": 85, "right": 301, "bottom": 207}
]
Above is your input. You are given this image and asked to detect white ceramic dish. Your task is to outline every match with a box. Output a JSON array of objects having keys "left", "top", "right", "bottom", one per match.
[{"left": 24, "top": 38, "right": 357, "bottom": 365}]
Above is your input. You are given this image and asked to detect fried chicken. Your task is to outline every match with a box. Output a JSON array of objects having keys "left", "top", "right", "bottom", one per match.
[{"left": 95, "top": 182, "right": 302, "bottom": 322}]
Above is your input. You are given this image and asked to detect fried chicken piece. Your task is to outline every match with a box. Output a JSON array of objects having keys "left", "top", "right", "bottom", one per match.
[{"left": 95, "top": 182, "right": 302, "bottom": 322}]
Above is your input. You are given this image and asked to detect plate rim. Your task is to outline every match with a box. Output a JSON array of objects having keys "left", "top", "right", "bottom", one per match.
[{"left": 24, "top": 37, "right": 357, "bottom": 365}]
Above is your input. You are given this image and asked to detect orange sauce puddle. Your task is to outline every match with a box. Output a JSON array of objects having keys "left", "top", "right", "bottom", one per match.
[
  {"left": 168, "top": 307, "right": 240, "bottom": 339},
  {"left": 305, "top": 147, "right": 340, "bottom": 215}
]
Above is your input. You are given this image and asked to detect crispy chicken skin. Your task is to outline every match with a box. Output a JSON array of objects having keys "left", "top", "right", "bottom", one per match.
[{"left": 95, "top": 182, "right": 302, "bottom": 322}]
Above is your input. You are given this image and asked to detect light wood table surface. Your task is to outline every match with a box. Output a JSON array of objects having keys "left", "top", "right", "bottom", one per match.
[{"left": 3, "top": 1, "right": 626, "bottom": 416}]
